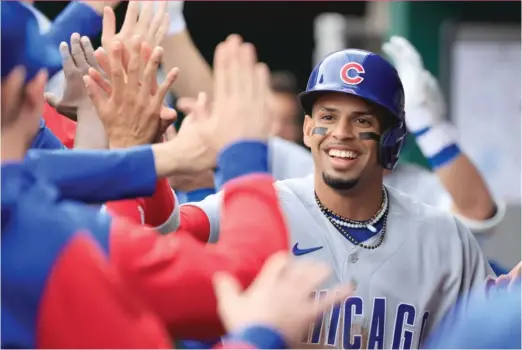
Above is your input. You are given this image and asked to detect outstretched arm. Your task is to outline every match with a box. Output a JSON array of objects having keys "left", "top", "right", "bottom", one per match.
[{"left": 104, "top": 172, "right": 288, "bottom": 339}]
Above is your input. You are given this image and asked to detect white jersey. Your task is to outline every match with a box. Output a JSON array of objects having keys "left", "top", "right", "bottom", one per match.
[
  {"left": 182, "top": 175, "right": 493, "bottom": 348},
  {"left": 269, "top": 136, "right": 314, "bottom": 180},
  {"left": 385, "top": 163, "right": 451, "bottom": 210}
]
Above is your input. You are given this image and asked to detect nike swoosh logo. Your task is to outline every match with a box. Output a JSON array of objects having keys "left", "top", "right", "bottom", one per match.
[{"left": 292, "top": 243, "right": 323, "bottom": 256}]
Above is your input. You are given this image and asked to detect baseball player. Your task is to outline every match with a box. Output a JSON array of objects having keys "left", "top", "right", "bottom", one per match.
[{"left": 174, "top": 49, "right": 495, "bottom": 348}]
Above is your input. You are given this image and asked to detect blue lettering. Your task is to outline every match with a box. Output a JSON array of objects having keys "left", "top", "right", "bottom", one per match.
[
  {"left": 302, "top": 291, "right": 318, "bottom": 343},
  {"left": 343, "top": 297, "right": 363, "bottom": 349},
  {"left": 392, "top": 303, "right": 416, "bottom": 349},
  {"left": 418, "top": 311, "right": 430, "bottom": 344},
  {"left": 310, "top": 291, "right": 329, "bottom": 344},
  {"left": 368, "top": 298, "right": 386, "bottom": 349}
]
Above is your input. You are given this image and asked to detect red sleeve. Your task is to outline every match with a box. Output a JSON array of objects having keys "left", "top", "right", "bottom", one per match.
[
  {"left": 178, "top": 205, "right": 211, "bottom": 242},
  {"left": 37, "top": 233, "right": 171, "bottom": 349},
  {"left": 42, "top": 103, "right": 77, "bottom": 149},
  {"left": 109, "top": 174, "right": 289, "bottom": 340},
  {"left": 142, "top": 179, "right": 175, "bottom": 227},
  {"left": 106, "top": 199, "right": 146, "bottom": 225},
  {"left": 106, "top": 180, "right": 174, "bottom": 228}
]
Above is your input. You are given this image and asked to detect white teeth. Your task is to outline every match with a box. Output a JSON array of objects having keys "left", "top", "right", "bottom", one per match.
[{"left": 328, "top": 149, "right": 358, "bottom": 159}]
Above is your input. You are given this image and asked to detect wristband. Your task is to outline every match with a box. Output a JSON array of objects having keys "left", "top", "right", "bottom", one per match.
[
  {"left": 414, "top": 123, "right": 461, "bottom": 170},
  {"left": 217, "top": 140, "right": 269, "bottom": 189},
  {"left": 223, "top": 325, "right": 287, "bottom": 349}
]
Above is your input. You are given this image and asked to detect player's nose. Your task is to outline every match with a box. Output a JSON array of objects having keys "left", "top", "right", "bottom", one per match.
[{"left": 330, "top": 118, "right": 356, "bottom": 141}]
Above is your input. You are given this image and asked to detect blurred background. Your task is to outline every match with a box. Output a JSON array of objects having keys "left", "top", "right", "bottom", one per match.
[{"left": 36, "top": 1, "right": 521, "bottom": 267}]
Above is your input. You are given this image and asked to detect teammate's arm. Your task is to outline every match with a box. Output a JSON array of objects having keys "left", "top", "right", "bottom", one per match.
[
  {"left": 24, "top": 146, "right": 158, "bottom": 203},
  {"left": 104, "top": 172, "right": 289, "bottom": 340},
  {"left": 383, "top": 36, "right": 504, "bottom": 234},
  {"left": 159, "top": 2, "right": 214, "bottom": 100},
  {"left": 37, "top": 232, "right": 171, "bottom": 349}
]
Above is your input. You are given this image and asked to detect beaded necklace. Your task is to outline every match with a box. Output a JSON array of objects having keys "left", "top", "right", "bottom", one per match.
[{"left": 315, "top": 187, "right": 389, "bottom": 250}]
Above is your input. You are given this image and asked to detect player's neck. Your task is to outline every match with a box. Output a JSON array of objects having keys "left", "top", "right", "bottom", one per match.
[{"left": 315, "top": 177, "right": 384, "bottom": 221}]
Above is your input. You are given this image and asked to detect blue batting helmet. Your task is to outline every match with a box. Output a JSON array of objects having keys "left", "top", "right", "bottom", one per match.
[{"left": 298, "top": 49, "right": 407, "bottom": 170}]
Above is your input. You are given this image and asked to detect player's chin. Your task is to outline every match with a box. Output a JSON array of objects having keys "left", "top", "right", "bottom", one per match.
[{"left": 322, "top": 171, "right": 361, "bottom": 190}]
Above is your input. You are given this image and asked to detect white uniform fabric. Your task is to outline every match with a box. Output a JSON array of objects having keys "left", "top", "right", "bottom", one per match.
[
  {"left": 385, "top": 163, "right": 451, "bottom": 209},
  {"left": 269, "top": 137, "right": 314, "bottom": 180},
  {"left": 184, "top": 175, "right": 494, "bottom": 348}
]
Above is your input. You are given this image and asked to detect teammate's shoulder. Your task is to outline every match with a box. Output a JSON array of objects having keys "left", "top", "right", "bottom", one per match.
[
  {"left": 274, "top": 174, "right": 314, "bottom": 203},
  {"left": 269, "top": 136, "right": 311, "bottom": 157},
  {"left": 269, "top": 137, "right": 314, "bottom": 180},
  {"left": 387, "top": 186, "right": 459, "bottom": 228}
]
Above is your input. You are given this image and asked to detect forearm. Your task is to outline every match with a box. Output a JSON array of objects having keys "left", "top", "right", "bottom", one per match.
[
  {"left": 436, "top": 154, "right": 496, "bottom": 220},
  {"left": 161, "top": 30, "right": 213, "bottom": 99},
  {"left": 74, "top": 102, "right": 109, "bottom": 150},
  {"left": 25, "top": 146, "right": 157, "bottom": 203},
  {"left": 176, "top": 141, "right": 272, "bottom": 243},
  {"left": 412, "top": 119, "right": 496, "bottom": 221},
  {"left": 108, "top": 175, "right": 288, "bottom": 339}
]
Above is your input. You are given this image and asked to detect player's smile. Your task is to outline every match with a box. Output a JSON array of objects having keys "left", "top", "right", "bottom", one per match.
[{"left": 324, "top": 145, "right": 360, "bottom": 171}]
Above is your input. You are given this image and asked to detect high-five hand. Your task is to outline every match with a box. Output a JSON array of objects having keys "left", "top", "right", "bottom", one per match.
[
  {"left": 101, "top": 1, "right": 169, "bottom": 72},
  {"left": 213, "top": 252, "right": 353, "bottom": 345},
  {"left": 173, "top": 34, "right": 272, "bottom": 166},
  {"left": 45, "top": 33, "right": 103, "bottom": 120},
  {"left": 148, "top": 35, "right": 272, "bottom": 177},
  {"left": 84, "top": 36, "right": 177, "bottom": 148}
]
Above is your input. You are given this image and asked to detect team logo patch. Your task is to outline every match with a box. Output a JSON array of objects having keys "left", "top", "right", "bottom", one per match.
[{"left": 340, "top": 62, "right": 365, "bottom": 85}]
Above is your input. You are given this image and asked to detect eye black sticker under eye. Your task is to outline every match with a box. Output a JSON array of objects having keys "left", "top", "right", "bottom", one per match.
[
  {"left": 312, "top": 128, "right": 381, "bottom": 141},
  {"left": 358, "top": 132, "right": 381, "bottom": 141},
  {"left": 312, "top": 127, "right": 328, "bottom": 136}
]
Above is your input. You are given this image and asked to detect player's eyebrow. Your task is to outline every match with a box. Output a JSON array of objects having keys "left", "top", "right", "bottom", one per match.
[
  {"left": 316, "top": 105, "right": 374, "bottom": 116},
  {"left": 317, "top": 106, "right": 340, "bottom": 114}
]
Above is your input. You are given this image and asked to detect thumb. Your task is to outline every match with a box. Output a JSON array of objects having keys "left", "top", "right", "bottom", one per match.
[
  {"left": 212, "top": 272, "right": 244, "bottom": 310},
  {"left": 44, "top": 92, "right": 60, "bottom": 108}
]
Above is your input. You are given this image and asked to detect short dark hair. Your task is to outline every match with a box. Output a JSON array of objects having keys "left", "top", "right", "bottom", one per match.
[{"left": 270, "top": 71, "right": 298, "bottom": 95}]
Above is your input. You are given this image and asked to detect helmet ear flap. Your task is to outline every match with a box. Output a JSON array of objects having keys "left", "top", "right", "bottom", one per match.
[{"left": 378, "top": 120, "right": 407, "bottom": 170}]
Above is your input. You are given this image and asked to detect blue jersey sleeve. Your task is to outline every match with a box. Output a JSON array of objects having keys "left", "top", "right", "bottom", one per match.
[{"left": 25, "top": 146, "right": 157, "bottom": 203}]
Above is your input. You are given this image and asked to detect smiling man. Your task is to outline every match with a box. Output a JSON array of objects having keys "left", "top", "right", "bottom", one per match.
[{"left": 174, "top": 49, "right": 495, "bottom": 348}]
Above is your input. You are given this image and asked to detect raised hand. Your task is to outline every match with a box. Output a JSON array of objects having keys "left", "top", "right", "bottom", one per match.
[
  {"left": 176, "top": 34, "right": 271, "bottom": 152},
  {"left": 84, "top": 36, "right": 178, "bottom": 148},
  {"left": 213, "top": 252, "right": 353, "bottom": 345},
  {"left": 382, "top": 35, "right": 446, "bottom": 131},
  {"left": 101, "top": 1, "right": 169, "bottom": 72},
  {"left": 45, "top": 33, "right": 103, "bottom": 120}
]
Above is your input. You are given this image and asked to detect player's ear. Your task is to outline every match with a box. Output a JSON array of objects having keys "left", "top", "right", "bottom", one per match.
[{"left": 303, "top": 114, "right": 313, "bottom": 148}]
